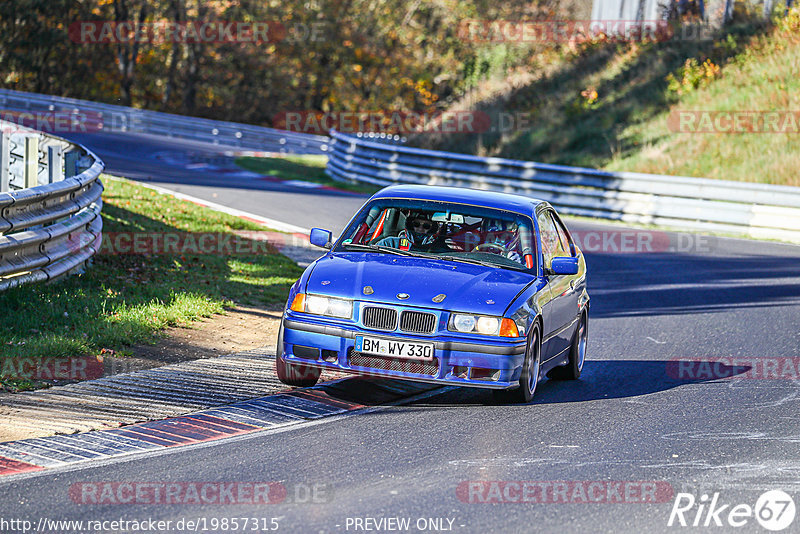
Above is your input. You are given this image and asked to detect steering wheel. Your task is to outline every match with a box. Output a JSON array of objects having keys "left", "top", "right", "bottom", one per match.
[{"left": 472, "top": 242, "right": 512, "bottom": 255}]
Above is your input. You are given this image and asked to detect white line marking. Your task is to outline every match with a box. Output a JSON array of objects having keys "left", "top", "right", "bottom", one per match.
[
  {"left": 284, "top": 180, "right": 323, "bottom": 189},
  {"left": 104, "top": 174, "right": 311, "bottom": 235}
]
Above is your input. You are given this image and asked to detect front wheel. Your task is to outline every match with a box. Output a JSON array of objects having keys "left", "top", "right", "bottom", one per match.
[
  {"left": 275, "top": 321, "right": 321, "bottom": 387},
  {"left": 493, "top": 323, "right": 541, "bottom": 404},
  {"left": 549, "top": 312, "right": 587, "bottom": 380}
]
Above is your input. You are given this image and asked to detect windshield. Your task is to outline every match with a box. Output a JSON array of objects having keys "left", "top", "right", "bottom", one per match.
[{"left": 335, "top": 198, "right": 536, "bottom": 271}]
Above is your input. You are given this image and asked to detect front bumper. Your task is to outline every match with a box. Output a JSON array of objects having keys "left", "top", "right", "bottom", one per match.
[{"left": 281, "top": 314, "right": 527, "bottom": 389}]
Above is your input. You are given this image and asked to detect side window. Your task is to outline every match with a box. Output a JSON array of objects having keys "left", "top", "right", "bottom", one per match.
[
  {"left": 536, "top": 211, "right": 560, "bottom": 268},
  {"left": 549, "top": 211, "right": 572, "bottom": 257}
]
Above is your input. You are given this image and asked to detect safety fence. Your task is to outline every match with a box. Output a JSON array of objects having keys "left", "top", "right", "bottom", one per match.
[
  {"left": 0, "top": 119, "right": 104, "bottom": 290},
  {"left": 0, "top": 88, "right": 328, "bottom": 155},
  {"left": 326, "top": 129, "right": 800, "bottom": 243}
]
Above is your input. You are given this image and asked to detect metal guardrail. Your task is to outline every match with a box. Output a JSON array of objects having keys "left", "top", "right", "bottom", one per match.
[
  {"left": 0, "top": 119, "right": 104, "bottom": 291},
  {"left": 0, "top": 88, "right": 329, "bottom": 155},
  {"left": 326, "top": 129, "right": 800, "bottom": 243}
]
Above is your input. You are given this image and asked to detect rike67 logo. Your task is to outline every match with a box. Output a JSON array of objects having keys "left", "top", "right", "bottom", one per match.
[{"left": 668, "top": 490, "right": 796, "bottom": 531}]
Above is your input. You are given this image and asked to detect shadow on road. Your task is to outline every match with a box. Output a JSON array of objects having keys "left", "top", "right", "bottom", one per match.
[{"left": 312, "top": 358, "right": 748, "bottom": 408}]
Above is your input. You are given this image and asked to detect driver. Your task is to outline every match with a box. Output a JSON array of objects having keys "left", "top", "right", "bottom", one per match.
[{"left": 376, "top": 212, "right": 448, "bottom": 253}]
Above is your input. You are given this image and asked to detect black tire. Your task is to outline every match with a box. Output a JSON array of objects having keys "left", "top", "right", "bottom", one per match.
[
  {"left": 549, "top": 312, "right": 587, "bottom": 380},
  {"left": 275, "top": 321, "right": 321, "bottom": 387},
  {"left": 493, "top": 323, "right": 541, "bottom": 404}
]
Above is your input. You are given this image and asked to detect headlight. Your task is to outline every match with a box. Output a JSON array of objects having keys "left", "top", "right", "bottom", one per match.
[
  {"left": 449, "top": 313, "right": 520, "bottom": 337},
  {"left": 327, "top": 298, "right": 353, "bottom": 318},
  {"left": 291, "top": 293, "right": 353, "bottom": 319},
  {"left": 453, "top": 314, "right": 477, "bottom": 333},
  {"left": 476, "top": 316, "right": 500, "bottom": 335}
]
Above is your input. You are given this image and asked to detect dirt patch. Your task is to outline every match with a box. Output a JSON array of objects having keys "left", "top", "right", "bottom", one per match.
[{"left": 104, "top": 306, "right": 283, "bottom": 375}]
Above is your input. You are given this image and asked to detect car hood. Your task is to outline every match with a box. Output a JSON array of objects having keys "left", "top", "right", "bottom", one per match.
[{"left": 305, "top": 252, "right": 537, "bottom": 315}]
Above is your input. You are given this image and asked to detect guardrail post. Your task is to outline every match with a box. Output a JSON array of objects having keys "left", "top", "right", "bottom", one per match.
[
  {"left": 64, "top": 149, "right": 80, "bottom": 178},
  {"left": 0, "top": 132, "right": 8, "bottom": 192},
  {"left": 48, "top": 145, "right": 63, "bottom": 183},
  {"left": 24, "top": 136, "right": 39, "bottom": 189}
]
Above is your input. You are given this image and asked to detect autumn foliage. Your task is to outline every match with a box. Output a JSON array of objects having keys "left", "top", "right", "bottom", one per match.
[{"left": 0, "top": 0, "right": 590, "bottom": 126}]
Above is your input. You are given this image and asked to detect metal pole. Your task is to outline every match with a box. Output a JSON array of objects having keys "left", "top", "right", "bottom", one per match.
[
  {"left": 724, "top": 0, "right": 734, "bottom": 22},
  {"left": 64, "top": 149, "right": 80, "bottom": 178},
  {"left": 24, "top": 136, "right": 38, "bottom": 189},
  {"left": 48, "top": 145, "right": 63, "bottom": 183},
  {"left": 0, "top": 133, "right": 9, "bottom": 193}
]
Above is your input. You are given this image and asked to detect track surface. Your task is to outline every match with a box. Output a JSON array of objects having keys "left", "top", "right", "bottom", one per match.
[{"left": 2, "top": 131, "right": 799, "bottom": 533}]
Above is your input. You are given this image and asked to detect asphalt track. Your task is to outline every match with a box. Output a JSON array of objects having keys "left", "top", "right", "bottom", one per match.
[{"left": 1, "top": 131, "right": 800, "bottom": 533}]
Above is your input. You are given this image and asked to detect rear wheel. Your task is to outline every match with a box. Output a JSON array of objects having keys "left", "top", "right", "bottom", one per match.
[
  {"left": 549, "top": 312, "right": 587, "bottom": 380},
  {"left": 493, "top": 323, "right": 541, "bottom": 404},
  {"left": 275, "top": 321, "right": 321, "bottom": 387}
]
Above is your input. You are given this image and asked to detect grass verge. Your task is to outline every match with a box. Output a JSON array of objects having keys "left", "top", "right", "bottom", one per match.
[
  {"left": 235, "top": 154, "right": 380, "bottom": 195},
  {"left": 0, "top": 176, "right": 303, "bottom": 390}
]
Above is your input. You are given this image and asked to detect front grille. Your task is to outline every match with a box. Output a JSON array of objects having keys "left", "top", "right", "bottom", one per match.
[
  {"left": 400, "top": 311, "right": 437, "bottom": 334},
  {"left": 348, "top": 349, "right": 438, "bottom": 376},
  {"left": 362, "top": 306, "right": 397, "bottom": 331}
]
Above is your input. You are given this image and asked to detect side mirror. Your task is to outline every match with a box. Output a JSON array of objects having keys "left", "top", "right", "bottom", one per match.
[
  {"left": 550, "top": 256, "right": 578, "bottom": 275},
  {"left": 310, "top": 228, "right": 333, "bottom": 249}
]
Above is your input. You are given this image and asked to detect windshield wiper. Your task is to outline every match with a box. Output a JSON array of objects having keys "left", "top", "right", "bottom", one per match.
[
  {"left": 341, "top": 243, "right": 416, "bottom": 256},
  {"left": 428, "top": 254, "right": 497, "bottom": 267},
  {"left": 429, "top": 254, "right": 527, "bottom": 271}
]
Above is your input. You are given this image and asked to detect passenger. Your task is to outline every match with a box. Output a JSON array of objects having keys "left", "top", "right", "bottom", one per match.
[{"left": 475, "top": 219, "right": 522, "bottom": 263}]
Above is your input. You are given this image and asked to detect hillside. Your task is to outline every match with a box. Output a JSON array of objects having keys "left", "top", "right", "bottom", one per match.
[{"left": 423, "top": 8, "right": 800, "bottom": 186}]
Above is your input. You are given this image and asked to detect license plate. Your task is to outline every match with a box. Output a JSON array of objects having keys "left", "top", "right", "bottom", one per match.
[{"left": 355, "top": 335, "right": 434, "bottom": 361}]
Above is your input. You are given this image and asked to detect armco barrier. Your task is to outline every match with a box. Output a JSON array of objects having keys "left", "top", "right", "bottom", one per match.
[
  {"left": 0, "top": 119, "right": 104, "bottom": 291},
  {"left": 0, "top": 88, "right": 328, "bottom": 155},
  {"left": 326, "top": 130, "right": 800, "bottom": 243}
]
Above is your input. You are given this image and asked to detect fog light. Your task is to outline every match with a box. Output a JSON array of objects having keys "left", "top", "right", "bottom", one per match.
[
  {"left": 452, "top": 366, "right": 469, "bottom": 379},
  {"left": 471, "top": 367, "right": 500, "bottom": 381}
]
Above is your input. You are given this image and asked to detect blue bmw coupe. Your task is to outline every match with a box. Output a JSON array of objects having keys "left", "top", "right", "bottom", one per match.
[{"left": 277, "top": 185, "right": 589, "bottom": 402}]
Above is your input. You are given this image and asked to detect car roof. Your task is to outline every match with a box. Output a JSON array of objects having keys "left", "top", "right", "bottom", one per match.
[{"left": 369, "top": 184, "right": 548, "bottom": 215}]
